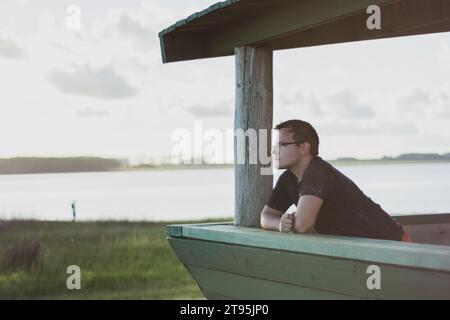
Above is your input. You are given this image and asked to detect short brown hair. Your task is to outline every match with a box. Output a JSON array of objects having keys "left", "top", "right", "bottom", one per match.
[{"left": 275, "top": 119, "right": 319, "bottom": 156}]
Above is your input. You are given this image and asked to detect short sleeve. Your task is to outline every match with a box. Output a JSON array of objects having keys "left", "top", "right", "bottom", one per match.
[
  {"left": 299, "top": 163, "right": 329, "bottom": 200},
  {"left": 266, "top": 174, "right": 294, "bottom": 212}
]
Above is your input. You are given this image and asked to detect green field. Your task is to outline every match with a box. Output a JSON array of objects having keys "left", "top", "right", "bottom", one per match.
[{"left": 0, "top": 219, "right": 230, "bottom": 299}]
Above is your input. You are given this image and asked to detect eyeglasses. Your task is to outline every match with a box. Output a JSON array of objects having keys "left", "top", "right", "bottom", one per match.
[{"left": 275, "top": 141, "right": 304, "bottom": 148}]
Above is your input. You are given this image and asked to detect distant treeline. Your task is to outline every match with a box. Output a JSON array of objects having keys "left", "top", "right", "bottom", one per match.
[
  {"left": 334, "top": 153, "right": 450, "bottom": 162},
  {"left": 0, "top": 157, "right": 127, "bottom": 174},
  {"left": 392, "top": 153, "right": 450, "bottom": 161},
  {"left": 1, "top": 152, "right": 449, "bottom": 175}
]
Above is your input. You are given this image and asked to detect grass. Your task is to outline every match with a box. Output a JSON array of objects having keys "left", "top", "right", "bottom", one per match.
[{"left": 0, "top": 219, "right": 230, "bottom": 299}]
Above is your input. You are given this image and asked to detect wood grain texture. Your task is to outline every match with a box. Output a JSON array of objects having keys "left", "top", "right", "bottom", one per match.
[
  {"left": 234, "top": 46, "right": 273, "bottom": 227},
  {"left": 170, "top": 237, "right": 450, "bottom": 299},
  {"left": 167, "top": 222, "right": 450, "bottom": 272}
]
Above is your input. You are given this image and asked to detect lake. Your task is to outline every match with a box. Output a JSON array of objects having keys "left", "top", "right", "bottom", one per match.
[{"left": 0, "top": 162, "right": 449, "bottom": 221}]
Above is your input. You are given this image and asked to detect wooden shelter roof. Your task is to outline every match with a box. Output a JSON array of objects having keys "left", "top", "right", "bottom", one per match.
[{"left": 159, "top": 0, "right": 450, "bottom": 63}]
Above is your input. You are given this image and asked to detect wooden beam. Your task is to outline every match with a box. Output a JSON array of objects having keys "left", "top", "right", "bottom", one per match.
[
  {"left": 170, "top": 237, "right": 450, "bottom": 299},
  {"left": 159, "top": 31, "right": 209, "bottom": 64},
  {"left": 234, "top": 46, "right": 273, "bottom": 227},
  {"left": 207, "top": 0, "right": 395, "bottom": 55},
  {"left": 167, "top": 222, "right": 450, "bottom": 272},
  {"left": 161, "top": 0, "right": 395, "bottom": 62},
  {"left": 269, "top": 0, "right": 450, "bottom": 53},
  {"left": 160, "top": 0, "right": 450, "bottom": 63}
]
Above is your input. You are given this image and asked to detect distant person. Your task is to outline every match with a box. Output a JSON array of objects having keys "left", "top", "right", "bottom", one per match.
[
  {"left": 71, "top": 201, "right": 76, "bottom": 223},
  {"left": 260, "top": 119, "right": 411, "bottom": 242}
]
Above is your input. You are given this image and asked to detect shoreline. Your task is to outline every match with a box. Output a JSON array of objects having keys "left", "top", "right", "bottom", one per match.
[
  {"left": 1, "top": 211, "right": 447, "bottom": 224},
  {"left": 0, "top": 159, "right": 449, "bottom": 176}
]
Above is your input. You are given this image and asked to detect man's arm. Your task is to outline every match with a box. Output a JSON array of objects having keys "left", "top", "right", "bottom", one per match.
[
  {"left": 293, "top": 195, "right": 323, "bottom": 233},
  {"left": 260, "top": 205, "right": 285, "bottom": 231}
]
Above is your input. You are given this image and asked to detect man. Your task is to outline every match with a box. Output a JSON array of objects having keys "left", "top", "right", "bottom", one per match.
[{"left": 260, "top": 119, "right": 411, "bottom": 242}]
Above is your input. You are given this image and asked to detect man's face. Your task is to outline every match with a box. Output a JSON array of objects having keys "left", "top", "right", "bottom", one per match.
[{"left": 272, "top": 128, "right": 302, "bottom": 169}]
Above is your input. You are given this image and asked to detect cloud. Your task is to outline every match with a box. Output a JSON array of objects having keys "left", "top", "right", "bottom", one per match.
[
  {"left": 438, "top": 38, "right": 450, "bottom": 66},
  {"left": 394, "top": 85, "right": 450, "bottom": 118},
  {"left": 433, "top": 83, "right": 450, "bottom": 118},
  {"left": 76, "top": 107, "right": 109, "bottom": 118},
  {"left": 324, "top": 91, "right": 374, "bottom": 118},
  {"left": 278, "top": 89, "right": 374, "bottom": 119},
  {"left": 437, "top": 92, "right": 450, "bottom": 117},
  {"left": 395, "top": 88, "right": 430, "bottom": 116},
  {"left": 379, "top": 122, "right": 418, "bottom": 135},
  {"left": 318, "top": 120, "right": 417, "bottom": 135},
  {"left": 47, "top": 64, "right": 139, "bottom": 99},
  {"left": 103, "top": 12, "right": 156, "bottom": 52},
  {"left": 319, "top": 122, "right": 376, "bottom": 135},
  {"left": 278, "top": 91, "right": 323, "bottom": 117},
  {"left": 95, "top": 1, "right": 179, "bottom": 54},
  {"left": 184, "top": 101, "right": 233, "bottom": 118},
  {"left": 0, "top": 32, "right": 28, "bottom": 59}
]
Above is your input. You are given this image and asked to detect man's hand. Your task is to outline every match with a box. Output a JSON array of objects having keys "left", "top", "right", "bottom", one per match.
[{"left": 279, "top": 212, "right": 295, "bottom": 233}]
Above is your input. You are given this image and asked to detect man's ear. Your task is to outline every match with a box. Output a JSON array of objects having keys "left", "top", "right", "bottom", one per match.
[{"left": 300, "top": 142, "right": 311, "bottom": 155}]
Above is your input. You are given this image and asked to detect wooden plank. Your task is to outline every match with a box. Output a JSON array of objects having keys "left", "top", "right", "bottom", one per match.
[
  {"left": 160, "top": 0, "right": 450, "bottom": 63},
  {"left": 159, "top": 0, "right": 271, "bottom": 36},
  {"left": 164, "top": 214, "right": 450, "bottom": 237},
  {"left": 166, "top": 222, "right": 234, "bottom": 237},
  {"left": 187, "top": 265, "right": 355, "bottom": 300},
  {"left": 394, "top": 213, "right": 450, "bottom": 225},
  {"left": 160, "top": 0, "right": 395, "bottom": 62},
  {"left": 394, "top": 214, "right": 450, "bottom": 245},
  {"left": 208, "top": 0, "right": 393, "bottom": 55},
  {"left": 166, "top": 224, "right": 183, "bottom": 237},
  {"left": 403, "top": 223, "right": 450, "bottom": 246},
  {"left": 375, "top": 263, "right": 450, "bottom": 299},
  {"left": 234, "top": 46, "right": 273, "bottom": 227},
  {"left": 166, "top": 223, "right": 450, "bottom": 272},
  {"left": 269, "top": 0, "right": 450, "bottom": 52},
  {"left": 169, "top": 237, "right": 450, "bottom": 299},
  {"left": 159, "top": 31, "right": 208, "bottom": 64},
  {"left": 170, "top": 237, "right": 368, "bottom": 297}
]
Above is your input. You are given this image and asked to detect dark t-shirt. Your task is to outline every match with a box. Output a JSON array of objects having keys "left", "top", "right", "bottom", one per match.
[{"left": 267, "top": 156, "right": 404, "bottom": 240}]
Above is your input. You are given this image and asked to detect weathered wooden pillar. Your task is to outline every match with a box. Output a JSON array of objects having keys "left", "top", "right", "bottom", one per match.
[{"left": 234, "top": 46, "right": 273, "bottom": 227}]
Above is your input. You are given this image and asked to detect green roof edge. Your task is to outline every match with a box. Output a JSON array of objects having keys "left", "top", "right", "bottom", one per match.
[{"left": 158, "top": 0, "right": 240, "bottom": 37}]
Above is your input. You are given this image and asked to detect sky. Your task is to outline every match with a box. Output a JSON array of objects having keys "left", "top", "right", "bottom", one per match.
[{"left": 0, "top": 0, "right": 449, "bottom": 164}]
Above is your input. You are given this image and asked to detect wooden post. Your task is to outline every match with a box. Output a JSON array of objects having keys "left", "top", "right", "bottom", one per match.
[{"left": 234, "top": 46, "right": 273, "bottom": 227}]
